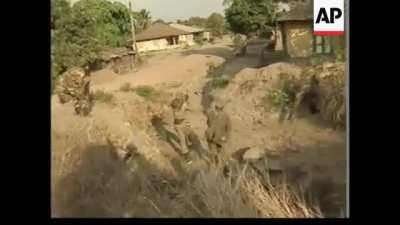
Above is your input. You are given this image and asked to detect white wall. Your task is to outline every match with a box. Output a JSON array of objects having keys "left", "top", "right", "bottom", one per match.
[
  {"left": 137, "top": 38, "right": 180, "bottom": 53},
  {"left": 179, "top": 34, "right": 195, "bottom": 46},
  {"left": 137, "top": 34, "right": 197, "bottom": 53}
]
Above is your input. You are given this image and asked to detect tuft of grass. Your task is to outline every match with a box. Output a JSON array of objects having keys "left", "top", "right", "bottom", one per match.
[
  {"left": 91, "top": 90, "right": 115, "bottom": 104},
  {"left": 133, "top": 85, "right": 158, "bottom": 100},
  {"left": 212, "top": 78, "right": 229, "bottom": 89},
  {"left": 120, "top": 83, "right": 133, "bottom": 92}
]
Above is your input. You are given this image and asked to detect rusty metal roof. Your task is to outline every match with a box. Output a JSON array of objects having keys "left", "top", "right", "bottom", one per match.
[
  {"left": 136, "top": 23, "right": 190, "bottom": 42},
  {"left": 169, "top": 23, "right": 205, "bottom": 33},
  {"left": 100, "top": 48, "right": 135, "bottom": 61}
]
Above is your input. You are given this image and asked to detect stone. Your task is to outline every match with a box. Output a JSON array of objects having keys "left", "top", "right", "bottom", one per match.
[{"left": 242, "top": 147, "right": 265, "bottom": 161}]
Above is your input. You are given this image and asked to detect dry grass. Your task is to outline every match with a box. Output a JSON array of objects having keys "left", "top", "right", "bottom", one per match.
[
  {"left": 120, "top": 82, "right": 133, "bottom": 92},
  {"left": 91, "top": 90, "right": 115, "bottom": 104},
  {"left": 52, "top": 133, "right": 322, "bottom": 218}
]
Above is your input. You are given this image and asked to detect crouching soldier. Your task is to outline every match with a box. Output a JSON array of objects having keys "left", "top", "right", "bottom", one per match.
[
  {"left": 292, "top": 75, "right": 321, "bottom": 119},
  {"left": 55, "top": 66, "right": 93, "bottom": 116},
  {"left": 170, "top": 92, "right": 192, "bottom": 160}
]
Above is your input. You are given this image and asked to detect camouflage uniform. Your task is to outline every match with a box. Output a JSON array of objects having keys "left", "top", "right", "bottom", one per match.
[
  {"left": 55, "top": 67, "right": 92, "bottom": 116},
  {"left": 278, "top": 79, "right": 298, "bottom": 122},
  {"left": 292, "top": 75, "right": 321, "bottom": 119},
  {"left": 234, "top": 34, "right": 248, "bottom": 57},
  {"left": 279, "top": 74, "right": 321, "bottom": 122},
  {"left": 170, "top": 92, "right": 191, "bottom": 156},
  {"left": 205, "top": 101, "right": 231, "bottom": 156}
]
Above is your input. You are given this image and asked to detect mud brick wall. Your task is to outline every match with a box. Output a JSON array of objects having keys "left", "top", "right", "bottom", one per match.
[{"left": 282, "top": 21, "right": 313, "bottom": 58}]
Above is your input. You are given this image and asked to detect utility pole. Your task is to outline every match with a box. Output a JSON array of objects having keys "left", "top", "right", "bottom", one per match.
[{"left": 129, "top": 0, "right": 140, "bottom": 66}]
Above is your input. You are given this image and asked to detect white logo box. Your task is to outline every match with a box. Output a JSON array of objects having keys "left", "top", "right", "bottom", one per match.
[{"left": 314, "top": 0, "right": 344, "bottom": 36}]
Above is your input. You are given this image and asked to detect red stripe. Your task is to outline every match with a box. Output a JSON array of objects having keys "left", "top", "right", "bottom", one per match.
[{"left": 314, "top": 31, "right": 344, "bottom": 36}]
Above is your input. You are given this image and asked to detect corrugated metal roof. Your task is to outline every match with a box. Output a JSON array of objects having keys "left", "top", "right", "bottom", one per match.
[
  {"left": 136, "top": 23, "right": 190, "bottom": 42},
  {"left": 100, "top": 48, "right": 135, "bottom": 61},
  {"left": 169, "top": 23, "right": 205, "bottom": 33}
]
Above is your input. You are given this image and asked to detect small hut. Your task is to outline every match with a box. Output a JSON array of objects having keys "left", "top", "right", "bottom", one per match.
[
  {"left": 135, "top": 23, "right": 190, "bottom": 53},
  {"left": 276, "top": 1, "right": 334, "bottom": 58},
  {"left": 94, "top": 48, "right": 135, "bottom": 74}
]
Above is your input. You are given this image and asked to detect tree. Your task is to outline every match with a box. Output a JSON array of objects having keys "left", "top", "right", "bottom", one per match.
[
  {"left": 51, "top": 0, "right": 71, "bottom": 30},
  {"left": 133, "top": 9, "right": 152, "bottom": 32},
  {"left": 52, "top": 0, "right": 100, "bottom": 77},
  {"left": 72, "top": 0, "right": 131, "bottom": 47},
  {"left": 51, "top": 0, "right": 138, "bottom": 79},
  {"left": 51, "top": 0, "right": 153, "bottom": 80},
  {"left": 225, "top": 0, "right": 277, "bottom": 37},
  {"left": 206, "top": 13, "right": 226, "bottom": 38},
  {"left": 183, "top": 17, "right": 208, "bottom": 28}
]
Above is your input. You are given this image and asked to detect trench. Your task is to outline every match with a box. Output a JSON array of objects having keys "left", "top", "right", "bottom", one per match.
[
  {"left": 144, "top": 42, "right": 346, "bottom": 218},
  {"left": 198, "top": 44, "right": 346, "bottom": 218}
]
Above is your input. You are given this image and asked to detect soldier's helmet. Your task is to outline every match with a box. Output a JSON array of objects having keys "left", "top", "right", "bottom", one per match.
[
  {"left": 211, "top": 97, "right": 224, "bottom": 111},
  {"left": 62, "top": 67, "right": 87, "bottom": 88},
  {"left": 170, "top": 92, "right": 188, "bottom": 110}
]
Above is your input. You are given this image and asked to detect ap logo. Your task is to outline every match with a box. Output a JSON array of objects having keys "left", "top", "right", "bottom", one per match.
[{"left": 314, "top": 0, "right": 344, "bottom": 36}]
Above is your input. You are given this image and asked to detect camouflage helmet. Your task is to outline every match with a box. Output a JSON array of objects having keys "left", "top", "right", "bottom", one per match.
[
  {"left": 211, "top": 96, "right": 224, "bottom": 110},
  {"left": 170, "top": 91, "right": 188, "bottom": 110}
]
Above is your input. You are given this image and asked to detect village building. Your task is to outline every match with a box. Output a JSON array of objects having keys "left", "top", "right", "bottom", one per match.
[
  {"left": 169, "top": 23, "right": 211, "bottom": 42},
  {"left": 134, "top": 23, "right": 211, "bottom": 53},
  {"left": 134, "top": 23, "right": 188, "bottom": 53},
  {"left": 92, "top": 48, "right": 135, "bottom": 74},
  {"left": 275, "top": 1, "right": 334, "bottom": 58}
]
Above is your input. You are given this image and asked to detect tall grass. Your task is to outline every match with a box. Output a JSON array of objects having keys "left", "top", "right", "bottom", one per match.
[{"left": 52, "top": 140, "right": 322, "bottom": 218}]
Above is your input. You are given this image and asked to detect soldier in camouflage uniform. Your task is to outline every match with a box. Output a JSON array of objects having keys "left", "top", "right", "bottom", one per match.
[
  {"left": 233, "top": 34, "right": 248, "bottom": 57},
  {"left": 55, "top": 66, "right": 93, "bottom": 116},
  {"left": 279, "top": 74, "right": 321, "bottom": 122},
  {"left": 292, "top": 74, "right": 321, "bottom": 119},
  {"left": 278, "top": 79, "right": 298, "bottom": 122},
  {"left": 205, "top": 99, "right": 231, "bottom": 161},
  {"left": 169, "top": 92, "right": 192, "bottom": 159}
]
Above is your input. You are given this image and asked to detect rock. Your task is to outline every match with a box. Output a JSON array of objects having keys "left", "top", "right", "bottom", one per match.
[{"left": 243, "top": 147, "right": 265, "bottom": 161}]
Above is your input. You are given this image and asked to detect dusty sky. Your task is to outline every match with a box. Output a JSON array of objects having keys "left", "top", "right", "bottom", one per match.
[{"left": 69, "top": 0, "right": 226, "bottom": 22}]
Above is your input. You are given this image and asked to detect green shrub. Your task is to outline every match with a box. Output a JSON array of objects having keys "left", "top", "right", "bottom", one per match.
[
  {"left": 264, "top": 79, "right": 297, "bottom": 111},
  {"left": 133, "top": 85, "right": 157, "bottom": 100},
  {"left": 212, "top": 78, "right": 229, "bottom": 89}
]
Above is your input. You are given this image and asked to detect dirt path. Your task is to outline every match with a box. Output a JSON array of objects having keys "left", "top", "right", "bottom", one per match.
[{"left": 91, "top": 44, "right": 231, "bottom": 92}]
